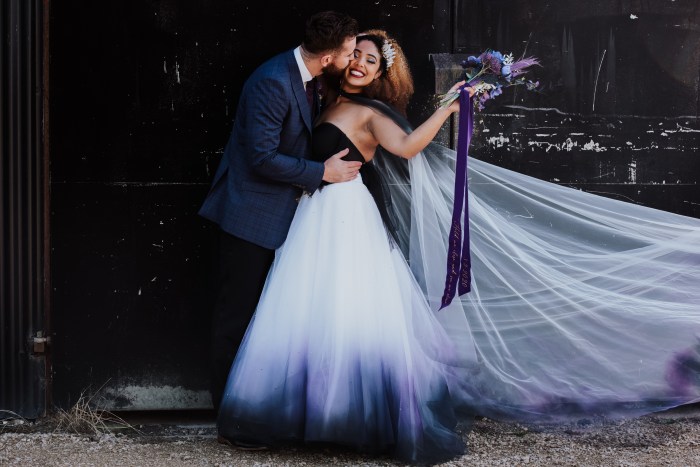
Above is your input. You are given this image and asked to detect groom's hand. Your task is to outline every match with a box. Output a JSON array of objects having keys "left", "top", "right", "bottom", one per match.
[{"left": 322, "top": 148, "right": 362, "bottom": 183}]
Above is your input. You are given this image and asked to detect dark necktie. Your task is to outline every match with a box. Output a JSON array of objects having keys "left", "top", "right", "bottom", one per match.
[{"left": 305, "top": 78, "right": 317, "bottom": 118}]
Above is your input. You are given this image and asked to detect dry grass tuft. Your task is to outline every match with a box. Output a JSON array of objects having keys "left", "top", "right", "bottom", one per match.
[{"left": 53, "top": 390, "right": 139, "bottom": 437}]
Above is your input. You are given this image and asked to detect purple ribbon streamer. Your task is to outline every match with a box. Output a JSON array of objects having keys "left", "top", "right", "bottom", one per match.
[{"left": 440, "top": 89, "right": 474, "bottom": 309}]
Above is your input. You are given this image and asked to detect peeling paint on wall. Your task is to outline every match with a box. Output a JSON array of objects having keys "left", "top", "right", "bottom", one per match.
[
  {"left": 100, "top": 384, "right": 212, "bottom": 410},
  {"left": 475, "top": 108, "right": 699, "bottom": 188}
]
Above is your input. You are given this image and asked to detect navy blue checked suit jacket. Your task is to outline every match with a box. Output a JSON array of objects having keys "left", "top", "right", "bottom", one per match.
[{"left": 199, "top": 49, "right": 325, "bottom": 249}]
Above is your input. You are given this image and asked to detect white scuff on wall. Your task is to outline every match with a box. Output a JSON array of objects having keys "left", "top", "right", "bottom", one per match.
[
  {"left": 526, "top": 137, "right": 606, "bottom": 152},
  {"left": 486, "top": 134, "right": 510, "bottom": 148},
  {"left": 582, "top": 139, "right": 607, "bottom": 152},
  {"left": 100, "top": 384, "right": 212, "bottom": 410},
  {"left": 629, "top": 159, "right": 637, "bottom": 184}
]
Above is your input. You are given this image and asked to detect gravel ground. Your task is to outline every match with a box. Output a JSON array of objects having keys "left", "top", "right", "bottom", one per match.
[{"left": 2, "top": 407, "right": 699, "bottom": 466}]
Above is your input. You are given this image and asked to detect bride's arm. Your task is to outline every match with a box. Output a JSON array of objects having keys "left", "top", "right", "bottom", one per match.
[{"left": 368, "top": 81, "right": 471, "bottom": 158}]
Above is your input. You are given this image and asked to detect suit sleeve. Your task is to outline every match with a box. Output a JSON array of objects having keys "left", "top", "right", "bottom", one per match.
[{"left": 243, "top": 76, "right": 324, "bottom": 191}]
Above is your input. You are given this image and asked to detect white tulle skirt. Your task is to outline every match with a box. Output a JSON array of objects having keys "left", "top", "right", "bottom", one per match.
[
  {"left": 218, "top": 176, "right": 467, "bottom": 463},
  {"left": 219, "top": 142, "right": 700, "bottom": 463}
]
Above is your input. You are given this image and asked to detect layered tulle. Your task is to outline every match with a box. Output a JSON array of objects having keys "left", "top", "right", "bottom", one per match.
[
  {"left": 220, "top": 136, "right": 700, "bottom": 464},
  {"left": 374, "top": 142, "right": 700, "bottom": 421},
  {"left": 218, "top": 176, "right": 468, "bottom": 463}
]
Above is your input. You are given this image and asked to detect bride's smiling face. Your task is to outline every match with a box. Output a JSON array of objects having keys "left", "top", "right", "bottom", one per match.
[{"left": 344, "top": 39, "right": 383, "bottom": 89}]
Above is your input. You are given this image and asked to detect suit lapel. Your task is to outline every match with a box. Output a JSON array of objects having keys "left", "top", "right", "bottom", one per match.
[{"left": 287, "top": 52, "right": 312, "bottom": 132}]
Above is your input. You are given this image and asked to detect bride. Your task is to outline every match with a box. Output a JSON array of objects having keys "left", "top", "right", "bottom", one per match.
[{"left": 217, "top": 29, "right": 700, "bottom": 463}]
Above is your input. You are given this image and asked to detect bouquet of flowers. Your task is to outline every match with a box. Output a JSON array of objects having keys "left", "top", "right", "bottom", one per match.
[
  {"left": 438, "top": 50, "right": 539, "bottom": 308},
  {"left": 440, "top": 50, "right": 540, "bottom": 110}
]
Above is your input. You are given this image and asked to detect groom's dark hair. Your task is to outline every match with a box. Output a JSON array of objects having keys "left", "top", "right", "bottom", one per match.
[{"left": 303, "top": 11, "right": 359, "bottom": 54}]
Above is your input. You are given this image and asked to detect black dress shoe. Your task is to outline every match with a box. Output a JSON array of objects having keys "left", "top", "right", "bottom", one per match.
[{"left": 217, "top": 435, "right": 269, "bottom": 451}]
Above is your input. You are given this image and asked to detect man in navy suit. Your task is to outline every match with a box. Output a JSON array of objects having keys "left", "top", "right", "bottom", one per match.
[{"left": 200, "top": 11, "right": 361, "bottom": 422}]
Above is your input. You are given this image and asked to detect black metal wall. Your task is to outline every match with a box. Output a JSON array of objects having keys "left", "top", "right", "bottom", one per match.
[
  {"left": 48, "top": 0, "right": 699, "bottom": 411},
  {"left": 455, "top": 0, "right": 700, "bottom": 217},
  {"left": 1, "top": 0, "right": 46, "bottom": 419}
]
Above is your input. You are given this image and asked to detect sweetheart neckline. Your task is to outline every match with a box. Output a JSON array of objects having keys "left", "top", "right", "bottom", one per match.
[{"left": 314, "top": 121, "right": 369, "bottom": 163}]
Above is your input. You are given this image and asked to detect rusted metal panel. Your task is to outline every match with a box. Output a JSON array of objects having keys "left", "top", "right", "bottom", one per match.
[{"left": 0, "top": 0, "right": 47, "bottom": 419}]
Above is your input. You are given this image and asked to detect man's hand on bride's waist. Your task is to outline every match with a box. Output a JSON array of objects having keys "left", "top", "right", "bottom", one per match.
[{"left": 322, "top": 148, "right": 361, "bottom": 183}]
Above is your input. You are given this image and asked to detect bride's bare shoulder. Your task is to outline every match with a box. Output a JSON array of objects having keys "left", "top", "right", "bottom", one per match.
[{"left": 321, "top": 100, "right": 374, "bottom": 125}]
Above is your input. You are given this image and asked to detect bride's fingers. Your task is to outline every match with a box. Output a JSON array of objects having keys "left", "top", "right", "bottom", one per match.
[{"left": 448, "top": 80, "right": 467, "bottom": 93}]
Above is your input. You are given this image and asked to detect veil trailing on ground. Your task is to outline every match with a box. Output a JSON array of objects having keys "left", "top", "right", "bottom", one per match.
[{"left": 365, "top": 104, "right": 700, "bottom": 422}]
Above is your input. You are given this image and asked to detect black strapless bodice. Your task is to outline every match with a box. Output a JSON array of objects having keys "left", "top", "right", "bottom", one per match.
[
  {"left": 310, "top": 122, "right": 399, "bottom": 245},
  {"left": 312, "top": 122, "right": 367, "bottom": 163}
]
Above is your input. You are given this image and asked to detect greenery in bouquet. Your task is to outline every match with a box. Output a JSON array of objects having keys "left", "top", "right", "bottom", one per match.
[{"left": 439, "top": 50, "right": 540, "bottom": 110}]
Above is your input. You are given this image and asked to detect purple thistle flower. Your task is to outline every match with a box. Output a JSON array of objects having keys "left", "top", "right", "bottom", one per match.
[
  {"left": 444, "top": 49, "right": 540, "bottom": 111},
  {"left": 481, "top": 54, "right": 502, "bottom": 74}
]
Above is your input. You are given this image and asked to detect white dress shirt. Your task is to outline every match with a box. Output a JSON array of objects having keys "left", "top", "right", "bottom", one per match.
[{"left": 293, "top": 46, "right": 314, "bottom": 90}]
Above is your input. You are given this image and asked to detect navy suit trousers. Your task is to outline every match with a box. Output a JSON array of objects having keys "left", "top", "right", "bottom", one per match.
[{"left": 210, "top": 231, "right": 274, "bottom": 413}]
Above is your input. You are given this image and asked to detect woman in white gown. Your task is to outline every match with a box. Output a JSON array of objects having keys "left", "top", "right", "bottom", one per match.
[{"left": 218, "top": 30, "right": 700, "bottom": 463}]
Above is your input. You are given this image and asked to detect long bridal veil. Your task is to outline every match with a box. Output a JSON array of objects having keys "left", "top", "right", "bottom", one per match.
[{"left": 373, "top": 142, "right": 700, "bottom": 422}]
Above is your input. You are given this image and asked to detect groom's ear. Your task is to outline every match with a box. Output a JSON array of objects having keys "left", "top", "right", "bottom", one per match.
[{"left": 319, "top": 54, "right": 334, "bottom": 68}]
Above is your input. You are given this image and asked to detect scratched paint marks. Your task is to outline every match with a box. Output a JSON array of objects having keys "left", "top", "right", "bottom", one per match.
[
  {"left": 373, "top": 1, "right": 422, "bottom": 17},
  {"left": 474, "top": 108, "right": 700, "bottom": 190}
]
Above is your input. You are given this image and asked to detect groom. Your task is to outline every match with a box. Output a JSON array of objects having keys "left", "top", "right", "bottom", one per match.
[{"left": 199, "top": 11, "right": 361, "bottom": 421}]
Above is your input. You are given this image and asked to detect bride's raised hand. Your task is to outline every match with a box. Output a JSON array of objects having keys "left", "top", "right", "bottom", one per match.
[{"left": 446, "top": 81, "right": 475, "bottom": 113}]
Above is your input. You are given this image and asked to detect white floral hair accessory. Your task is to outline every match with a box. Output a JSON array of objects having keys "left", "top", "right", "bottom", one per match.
[{"left": 381, "top": 40, "right": 396, "bottom": 69}]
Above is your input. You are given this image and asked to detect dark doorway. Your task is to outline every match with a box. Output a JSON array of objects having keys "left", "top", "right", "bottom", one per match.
[{"left": 48, "top": 0, "right": 454, "bottom": 410}]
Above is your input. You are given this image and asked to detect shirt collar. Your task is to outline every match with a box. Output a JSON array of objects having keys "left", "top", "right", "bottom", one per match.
[{"left": 294, "top": 46, "right": 314, "bottom": 86}]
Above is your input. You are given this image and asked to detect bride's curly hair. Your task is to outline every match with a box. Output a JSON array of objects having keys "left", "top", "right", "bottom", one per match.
[{"left": 356, "top": 29, "right": 414, "bottom": 115}]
